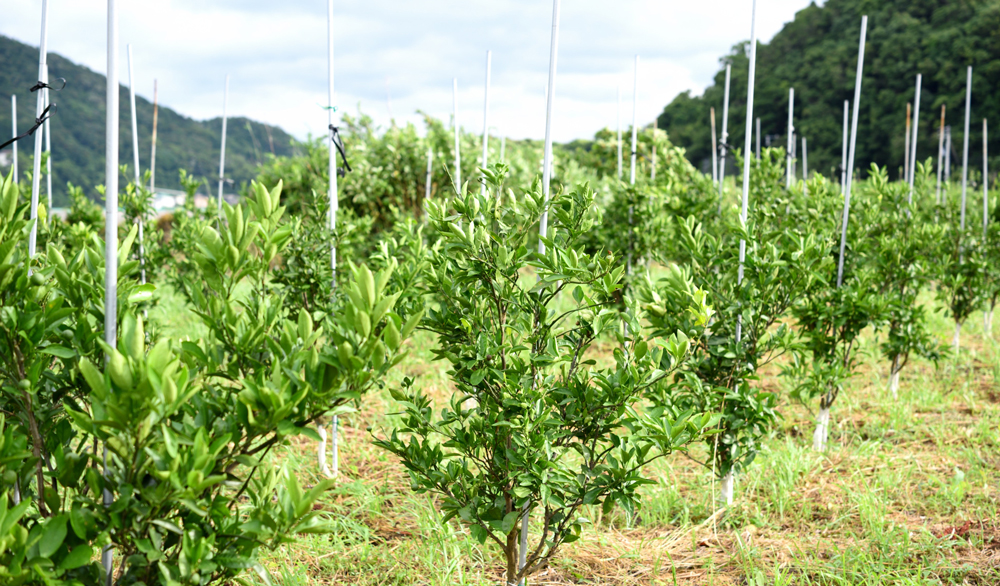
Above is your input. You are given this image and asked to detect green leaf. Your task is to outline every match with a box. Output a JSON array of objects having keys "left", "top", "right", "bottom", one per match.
[{"left": 38, "top": 514, "right": 68, "bottom": 558}]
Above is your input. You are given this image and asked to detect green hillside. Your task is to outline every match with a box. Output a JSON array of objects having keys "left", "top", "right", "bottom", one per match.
[
  {"left": 658, "top": 0, "right": 1000, "bottom": 180},
  {"left": 0, "top": 34, "right": 296, "bottom": 206}
]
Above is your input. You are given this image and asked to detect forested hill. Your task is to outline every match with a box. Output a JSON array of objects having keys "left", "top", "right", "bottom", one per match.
[
  {"left": 0, "top": 34, "right": 296, "bottom": 206},
  {"left": 657, "top": 0, "right": 1000, "bottom": 180}
]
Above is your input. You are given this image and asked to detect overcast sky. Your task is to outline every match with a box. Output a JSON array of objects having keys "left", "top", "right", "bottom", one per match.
[{"left": 2, "top": 0, "right": 816, "bottom": 143}]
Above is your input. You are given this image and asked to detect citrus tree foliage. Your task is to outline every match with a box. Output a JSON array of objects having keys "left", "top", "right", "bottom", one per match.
[
  {"left": 862, "top": 166, "right": 945, "bottom": 382},
  {"left": 0, "top": 173, "right": 420, "bottom": 584},
  {"left": 373, "top": 166, "right": 712, "bottom": 585},
  {"left": 641, "top": 150, "right": 830, "bottom": 484}
]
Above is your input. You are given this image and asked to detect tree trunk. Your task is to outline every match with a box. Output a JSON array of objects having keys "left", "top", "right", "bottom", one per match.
[
  {"left": 985, "top": 309, "right": 993, "bottom": 336},
  {"left": 720, "top": 471, "right": 734, "bottom": 506},
  {"left": 953, "top": 322, "right": 961, "bottom": 353},
  {"left": 812, "top": 406, "right": 830, "bottom": 452}
]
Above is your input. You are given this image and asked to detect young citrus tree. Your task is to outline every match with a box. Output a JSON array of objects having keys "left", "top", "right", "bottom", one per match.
[{"left": 374, "top": 167, "right": 712, "bottom": 584}]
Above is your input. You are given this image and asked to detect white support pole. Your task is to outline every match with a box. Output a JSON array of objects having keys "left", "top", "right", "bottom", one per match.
[
  {"left": 453, "top": 78, "right": 461, "bottom": 194},
  {"left": 480, "top": 50, "right": 492, "bottom": 195},
  {"left": 323, "top": 0, "right": 340, "bottom": 480},
  {"left": 841, "top": 100, "right": 849, "bottom": 194},
  {"left": 983, "top": 118, "right": 989, "bottom": 239},
  {"left": 617, "top": 86, "right": 622, "bottom": 180},
  {"left": 424, "top": 146, "right": 433, "bottom": 212},
  {"left": 710, "top": 107, "right": 718, "bottom": 186},
  {"left": 802, "top": 137, "right": 808, "bottom": 180},
  {"left": 44, "top": 66, "right": 52, "bottom": 212},
  {"left": 217, "top": 75, "right": 229, "bottom": 214},
  {"left": 11, "top": 95, "right": 17, "bottom": 184},
  {"left": 755, "top": 117, "right": 760, "bottom": 160},
  {"left": 960, "top": 66, "right": 972, "bottom": 232},
  {"left": 785, "top": 88, "right": 794, "bottom": 189},
  {"left": 103, "top": 0, "right": 120, "bottom": 582},
  {"left": 27, "top": 0, "right": 49, "bottom": 258},
  {"left": 835, "top": 16, "right": 867, "bottom": 289},
  {"left": 909, "top": 75, "right": 922, "bottom": 204},
  {"left": 523, "top": 3, "right": 560, "bottom": 579},
  {"left": 936, "top": 105, "right": 945, "bottom": 205},
  {"left": 718, "top": 63, "right": 731, "bottom": 202},
  {"left": 127, "top": 45, "right": 145, "bottom": 285},
  {"left": 150, "top": 79, "right": 158, "bottom": 192},
  {"left": 629, "top": 55, "right": 638, "bottom": 186},
  {"left": 537, "top": 0, "right": 560, "bottom": 255},
  {"left": 728, "top": 0, "right": 758, "bottom": 507}
]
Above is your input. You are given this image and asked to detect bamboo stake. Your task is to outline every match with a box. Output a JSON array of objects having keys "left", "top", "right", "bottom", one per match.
[
  {"left": 150, "top": 80, "right": 158, "bottom": 192},
  {"left": 983, "top": 118, "right": 988, "bottom": 239},
  {"left": 127, "top": 45, "right": 146, "bottom": 285},
  {"left": 11, "top": 95, "right": 17, "bottom": 184},
  {"left": 841, "top": 100, "right": 848, "bottom": 194},
  {"left": 904, "top": 103, "right": 911, "bottom": 183},
  {"left": 424, "top": 146, "right": 432, "bottom": 214},
  {"left": 718, "top": 63, "right": 732, "bottom": 205},
  {"left": 217, "top": 75, "right": 229, "bottom": 214},
  {"left": 103, "top": 0, "right": 120, "bottom": 581},
  {"left": 945, "top": 126, "right": 951, "bottom": 184},
  {"left": 727, "top": 0, "right": 758, "bottom": 506},
  {"left": 453, "top": 78, "right": 461, "bottom": 193},
  {"left": 936, "top": 105, "right": 945, "bottom": 205},
  {"left": 785, "top": 88, "right": 794, "bottom": 189},
  {"left": 835, "top": 16, "right": 867, "bottom": 290},
  {"left": 908, "top": 74, "right": 922, "bottom": 204},
  {"left": 802, "top": 136, "right": 808, "bottom": 197},
  {"left": 710, "top": 107, "right": 718, "bottom": 186},
  {"left": 480, "top": 50, "right": 492, "bottom": 195},
  {"left": 27, "top": 0, "right": 49, "bottom": 259},
  {"left": 617, "top": 86, "right": 622, "bottom": 181}
]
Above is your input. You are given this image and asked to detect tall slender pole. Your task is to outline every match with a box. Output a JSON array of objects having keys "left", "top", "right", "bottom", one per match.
[
  {"left": 10, "top": 95, "right": 16, "bottom": 184},
  {"left": 718, "top": 64, "right": 732, "bottom": 202},
  {"left": 44, "top": 66, "right": 52, "bottom": 212},
  {"left": 983, "top": 118, "right": 989, "bottom": 239},
  {"left": 841, "top": 100, "right": 849, "bottom": 194},
  {"left": 523, "top": 3, "right": 560, "bottom": 577},
  {"left": 936, "top": 105, "right": 945, "bottom": 205},
  {"left": 960, "top": 66, "right": 972, "bottom": 232},
  {"left": 726, "top": 0, "right": 758, "bottom": 506},
  {"left": 755, "top": 117, "right": 760, "bottom": 160},
  {"left": 908, "top": 74, "right": 922, "bottom": 204},
  {"left": 785, "top": 88, "right": 794, "bottom": 189},
  {"left": 103, "top": 0, "right": 120, "bottom": 582},
  {"left": 27, "top": 0, "right": 49, "bottom": 258},
  {"left": 453, "top": 78, "right": 461, "bottom": 193},
  {"left": 150, "top": 79, "right": 158, "bottom": 192},
  {"left": 710, "top": 107, "right": 718, "bottom": 185},
  {"left": 216, "top": 75, "right": 229, "bottom": 214},
  {"left": 127, "top": 45, "right": 145, "bottom": 286},
  {"left": 629, "top": 55, "right": 638, "bottom": 186},
  {"left": 802, "top": 137, "right": 808, "bottom": 180},
  {"left": 480, "top": 50, "right": 492, "bottom": 195},
  {"left": 323, "top": 0, "right": 340, "bottom": 480},
  {"left": 945, "top": 126, "right": 952, "bottom": 184},
  {"left": 616, "top": 86, "right": 622, "bottom": 180},
  {"left": 500, "top": 134, "right": 506, "bottom": 163},
  {"left": 904, "top": 103, "right": 911, "bottom": 183},
  {"left": 836, "top": 16, "right": 867, "bottom": 289},
  {"left": 424, "top": 146, "right": 432, "bottom": 215}
]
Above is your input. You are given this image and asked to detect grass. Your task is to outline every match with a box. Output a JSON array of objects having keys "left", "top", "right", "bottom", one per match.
[{"left": 154, "top": 283, "right": 1000, "bottom": 585}]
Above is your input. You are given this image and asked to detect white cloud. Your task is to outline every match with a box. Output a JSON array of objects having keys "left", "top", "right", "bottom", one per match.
[{"left": 2, "top": 0, "right": 817, "bottom": 142}]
